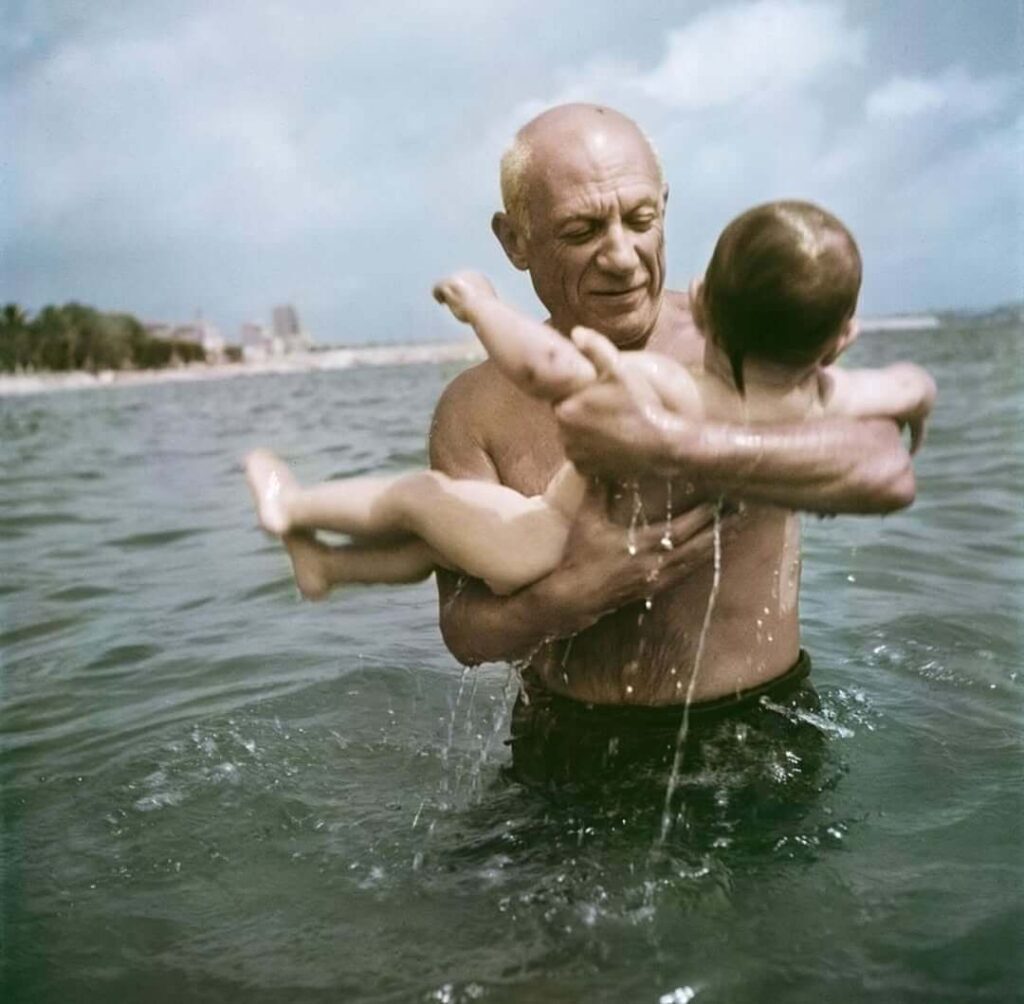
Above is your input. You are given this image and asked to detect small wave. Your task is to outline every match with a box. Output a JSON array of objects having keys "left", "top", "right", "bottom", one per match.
[
  {"left": 1, "top": 615, "right": 80, "bottom": 647},
  {"left": 239, "top": 577, "right": 295, "bottom": 601},
  {"left": 173, "top": 595, "right": 216, "bottom": 612},
  {"left": 0, "top": 511, "right": 92, "bottom": 529},
  {"left": 107, "top": 528, "right": 208, "bottom": 550},
  {"left": 85, "top": 643, "right": 162, "bottom": 673},
  {"left": 47, "top": 584, "right": 121, "bottom": 602}
]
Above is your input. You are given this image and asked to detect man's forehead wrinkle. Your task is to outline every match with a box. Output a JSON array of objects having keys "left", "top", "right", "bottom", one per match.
[
  {"left": 554, "top": 179, "right": 659, "bottom": 220},
  {"left": 539, "top": 160, "right": 661, "bottom": 218}
]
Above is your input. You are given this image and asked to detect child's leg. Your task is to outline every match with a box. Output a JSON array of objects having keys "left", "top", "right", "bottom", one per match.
[
  {"left": 385, "top": 471, "right": 572, "bottom": 595},
  {"left": 541, "top": 461, "right": 588, "bottom": 518},
  {"left": 284, "top": 534, "right": 437, "bottom": 600},
  {"left": 247, "top": 451, "right": 571, "bottom": 594},
  {"left": 433, "top": 272, "right": 601, "bottom": 402},
  {"left": 246, "top": 449, "right": 432, "bottom": 538}
]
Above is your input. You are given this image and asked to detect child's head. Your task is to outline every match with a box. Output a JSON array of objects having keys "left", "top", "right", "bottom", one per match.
[{"left": 696, "top": 200, "right": 862, "bottom": 392}]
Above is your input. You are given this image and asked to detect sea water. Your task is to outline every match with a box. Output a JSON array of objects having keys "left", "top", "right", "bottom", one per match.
[{"left": 2, "top": 324, "right": 1022, "bottom": 1002}]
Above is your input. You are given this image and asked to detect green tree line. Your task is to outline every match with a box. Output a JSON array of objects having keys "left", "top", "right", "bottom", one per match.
[{"left": 0, "top": 303, "right": 207, "bottom": 373}]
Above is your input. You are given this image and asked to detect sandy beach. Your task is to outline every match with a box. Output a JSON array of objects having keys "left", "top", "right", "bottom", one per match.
[{"left": 0, "top": 340, "right": 486, "bottom": 398}]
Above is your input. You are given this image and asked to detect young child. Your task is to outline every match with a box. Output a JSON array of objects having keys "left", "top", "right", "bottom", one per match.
[{"left": 245, "top": 200, "right": 935, "bottom": 601}]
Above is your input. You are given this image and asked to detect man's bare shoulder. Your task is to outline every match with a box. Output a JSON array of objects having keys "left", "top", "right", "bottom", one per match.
[
  {"left": 650, "top": 289, "right": 703, "bottom": 363},
  {"left": 432, "top": 360, "right": 517, "bottom": 422},
  {"left": 429, "top": 361, "right": 518, "bottom": 477}
]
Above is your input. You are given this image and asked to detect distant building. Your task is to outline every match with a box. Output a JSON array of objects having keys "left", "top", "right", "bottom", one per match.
[
  {"left": 271, "top": 304, "right": 314, "bottom": 353},
  {"left": 240, "top": 321, "right": 283, "bottom": 362},
  {"left": 145, "top": 317, "right": 225, "bottom": 360}
]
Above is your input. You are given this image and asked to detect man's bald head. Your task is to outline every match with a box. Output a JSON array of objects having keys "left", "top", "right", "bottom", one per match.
[
  {"left": 493, "top": 103, "right": 669, "bottom": 345},
  {"left": 499, "top": 104, "right": 663, "bottom": 238}
]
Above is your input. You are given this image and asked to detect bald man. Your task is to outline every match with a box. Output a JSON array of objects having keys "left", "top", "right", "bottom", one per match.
[{"left": 428, "top": 104, "right": 917, "bottom": 779}]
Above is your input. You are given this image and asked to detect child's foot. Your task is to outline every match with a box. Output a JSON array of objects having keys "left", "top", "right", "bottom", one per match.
[
  {"left": 432, "top": 270, "right": 496, "bottom": 323},
  {"left": 245, "top": 449, "right": 298, "bottom": 535},
  {"left": 283, "top": 532, "right": 331, "bottom": 600}
]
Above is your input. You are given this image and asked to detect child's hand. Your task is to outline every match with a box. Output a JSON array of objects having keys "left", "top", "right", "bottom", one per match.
[{"left": 432, "top": 271, "right": 497, "bottom": 323}]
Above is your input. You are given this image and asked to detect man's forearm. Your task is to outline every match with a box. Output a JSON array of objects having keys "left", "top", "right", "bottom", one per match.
[
  {"left": 436, "top": 570, "right": 595, "bottom": 666},
  {"left": 557, "top": 365, "right": 919, "bottom": 515},
  {"left": 664, "top": 415, "right": 915, "bottom": 513}
]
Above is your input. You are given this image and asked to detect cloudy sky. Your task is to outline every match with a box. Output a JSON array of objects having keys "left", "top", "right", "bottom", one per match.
[{"left": 3, "top": 0, "right": 1020, "bottom": 343}]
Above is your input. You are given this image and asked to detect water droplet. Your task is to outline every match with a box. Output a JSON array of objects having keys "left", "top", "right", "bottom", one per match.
[{"left": 659, "top": 988, "right": 696, "bottom": 1004}]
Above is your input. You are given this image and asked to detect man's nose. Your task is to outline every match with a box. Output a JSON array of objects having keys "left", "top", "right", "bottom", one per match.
[{"left": 596, "top": 222, "right": 640, "bottom": 275}]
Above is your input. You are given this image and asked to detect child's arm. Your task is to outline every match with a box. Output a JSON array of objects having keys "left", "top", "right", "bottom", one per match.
[
  {"left": 569, "top": 326, "right": 704, "bottom": 419},
  {"left": 433, "top": 271, "right": 597, "bottom": 401},
  {"left": 821, "top": 363, "right": 937, "bottom": 454}
]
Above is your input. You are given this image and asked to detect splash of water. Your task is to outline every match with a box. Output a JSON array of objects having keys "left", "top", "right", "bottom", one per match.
[
  {"left": 464, "top": 666, "right": 519, "bottom": 802},
  {"left": 657, "top": 500, "right": 724, "bottom": 846},
  {"left": 439, "top": 666, "right": 471, "bottom": 801}
]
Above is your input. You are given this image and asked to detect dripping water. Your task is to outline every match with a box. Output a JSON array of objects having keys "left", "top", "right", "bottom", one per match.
[
  {"left": 439, "top": 666, "right": 471, "bottom": 801},
  {"left": 657, "top": 499, "right": 724, "bottom": 846},
  {"left": 625, "top": 479, "right": 646, "bottom": 556}
]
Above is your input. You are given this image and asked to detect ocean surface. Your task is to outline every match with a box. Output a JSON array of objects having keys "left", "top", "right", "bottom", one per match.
[{"left": 2, "top": 323, "right": 1021, "bottom": 1003}]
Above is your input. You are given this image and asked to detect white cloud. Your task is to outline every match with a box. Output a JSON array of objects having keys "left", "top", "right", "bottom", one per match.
[
  {"left": 866, "top": 68, "right": 1014, "bottom": 122},
  {"left": 635, "top": 0, "right": 863, "bottom": 108},
  {"left": 502, "top": 0, "right": 862, "bottom": 124}
]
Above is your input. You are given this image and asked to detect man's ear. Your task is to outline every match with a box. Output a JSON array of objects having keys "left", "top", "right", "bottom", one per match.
[
  {"left": 662, "top": 182, "right": 670, "bottom": 212},
  {"left": 491, "top": 212, "right": 530, "bottom": 272}
]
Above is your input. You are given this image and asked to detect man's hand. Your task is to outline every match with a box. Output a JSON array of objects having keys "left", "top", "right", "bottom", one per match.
[
  {"left": 436, "top": 479, "right": 740, "bottom": 666},
  {"left": 544, "top": 480, "right": 730, "bottom": 622},
  {"left": 554, "top": 362, "right": 681, "bottom": 479},
  {"left": 888, "top": 364, "right": 936, "bottom": 455},
  {"left": 432, "top": 271, "right": 498, "bottom": 324},
  {"left": 823, "top": 361, "right": 937, "bottom": 457}
]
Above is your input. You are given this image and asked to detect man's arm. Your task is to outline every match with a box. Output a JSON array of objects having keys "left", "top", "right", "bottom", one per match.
[
  {"left": 429, "top": 367, "right": 724, "bottom": 666},
  {"left": 555, "top": 361, "right": 919, "bottom": 514}
]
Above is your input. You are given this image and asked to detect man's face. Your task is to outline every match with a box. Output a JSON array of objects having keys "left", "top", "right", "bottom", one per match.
[{"left": 521, "top": 128, "right": 667, "bottom": 347}]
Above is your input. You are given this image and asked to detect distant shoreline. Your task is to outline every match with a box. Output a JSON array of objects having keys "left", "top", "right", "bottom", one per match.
[{"left": 0, "top": 340, "right": 486, "bottom": 398}]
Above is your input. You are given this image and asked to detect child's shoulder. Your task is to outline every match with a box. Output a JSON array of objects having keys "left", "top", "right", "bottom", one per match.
[{"left": 620, "top": 350, "right": 704, "bottom": 418}]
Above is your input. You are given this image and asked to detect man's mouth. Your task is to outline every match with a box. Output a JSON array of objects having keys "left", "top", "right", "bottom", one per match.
[{"left": 590, "top": 284, "right": 645, "bottom": 300}]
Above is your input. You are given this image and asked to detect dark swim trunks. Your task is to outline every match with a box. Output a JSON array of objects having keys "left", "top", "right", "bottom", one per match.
[{"left": 507, "top": 650, "right": 820, "bottom": 787}]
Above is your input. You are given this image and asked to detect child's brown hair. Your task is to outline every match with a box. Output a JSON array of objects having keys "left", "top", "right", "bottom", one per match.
[{"left": 701, "top": 200, "right": 862, "bottom": 392}]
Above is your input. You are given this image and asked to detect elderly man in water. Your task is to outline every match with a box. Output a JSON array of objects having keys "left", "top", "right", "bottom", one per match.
[{"left": 427, "top": 103, "right": 925, "bottom": 781}]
